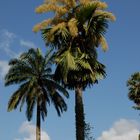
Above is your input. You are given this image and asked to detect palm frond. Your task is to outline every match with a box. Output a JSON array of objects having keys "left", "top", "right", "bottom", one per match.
[
  {"left": 127, "top": 72, "right": 140, "bottom": 107},
  {"left": 55, "top": 49, "right": 78, "bottom": 82},
  {"left": 40, "top": 100, "right": 47, "bottom": 121},
  {"left": 50, "top": 91, "right": 67, "bottom": 116},
  {"left": 26, "top": 97, "right": 36, "bottom": 121},
  {"left": 7, "top": 81, "right": 30, "bottom": 111},
  {"left": 43, "top": 78, "right": 69, "bottom": 98}
]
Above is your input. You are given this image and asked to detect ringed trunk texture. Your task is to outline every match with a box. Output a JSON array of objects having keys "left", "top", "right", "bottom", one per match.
[
  {"left": 36, "top": 101, "right": 41, "bottom": 140},
  {"left": 75, "top": 86, "right": 85, "bottom": 140}
]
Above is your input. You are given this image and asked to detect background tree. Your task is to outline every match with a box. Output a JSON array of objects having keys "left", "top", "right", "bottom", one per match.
[
  {"left": 5, "top": 48, "right": 69, "bottom": 140},
  {"left": 127, "top": 72, "right": 140, "bottom": 109},
  {"left": 85, "top": 122, "right": 95, "bottom": 140},
  {"left": 127, "top": 72, "right": 140, "bottom": 140},
  {"left": 33, "top": 0, "right": 115, "bottom": 140}
]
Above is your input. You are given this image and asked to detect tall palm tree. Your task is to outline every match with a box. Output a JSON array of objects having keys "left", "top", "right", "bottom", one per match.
[
  {"left": 127, "top": 72, "right": 140, "bottom": 109},
  {"left": 53, "top": 49, "right": 105, "bottom": 140},
  {"left": 5, "top": 48, "right": 69, "bottom": 140},
  {"left": 33, "top": 0, "right": 115, "bottom": 140}
]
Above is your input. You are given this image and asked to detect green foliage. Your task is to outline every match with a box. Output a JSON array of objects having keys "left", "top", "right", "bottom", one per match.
[
  {"left": 127, "top": 72, "right": 140, "bottom": 109},
  {"left": 54, "top": 49, "right": 106, "bottom": 89},
  {"left": 38, "top": 1, "right": 112, "bottom": 90},
  {"left": 5, "top": 48, "right": 69, "bottom": 121},
  {"left": 85, "top": 122, "right": 95, "bottom": 140}
]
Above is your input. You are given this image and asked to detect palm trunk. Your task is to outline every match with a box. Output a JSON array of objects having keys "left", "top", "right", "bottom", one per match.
[
  {"left": 75, "top": 86, "right": 85, "bottom": 140},
  {"left": 36, "top": 101, "right": 41, "bottom": 140}
]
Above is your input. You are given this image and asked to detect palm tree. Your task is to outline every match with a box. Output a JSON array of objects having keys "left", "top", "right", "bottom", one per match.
[
  {"left": 33, "top": 0, "right": 115, "bottom": 140},
  {"left": 127, "top": 72, "right": 140, "bottom": 109},
  {"left": 53, "top": 49, "right": 105, "bottom": 140},
  {"left": 5, "top": 48, "right": 69, "bottom": 140}
]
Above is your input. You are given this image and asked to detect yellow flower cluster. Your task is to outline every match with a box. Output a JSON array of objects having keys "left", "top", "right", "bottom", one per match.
[
  {"left": 46, "top": 22, "right": 67, "bottom": 42},
  {"left": 49, "top": 0, "right": 57, "bottom": 3},
  {"left": 100, "top": 36, "right": 108, "bottom": 52},
  {"left": 80, "top": 0, "right": 107, "bottom": 10},
  {"left": 94, "top": 10, "right": 116, "bottom": 21},
  {"left": 33, "top": 0, "right": 116, "bottom": 38},
  {"left": 57, "top": 6, "right": 68, "bottom": 15},
  {"left": 80, "top": 0, "right": 91, "bottom": 5},
  {"left": 45, "top": 0, "right": 60, "bottom": 4},
  {"left": 35, "top": 4, "right": 55, "bottom": 13},
  {"left": 35, "top": 3, "right": 67, "bottom": 15},
  {"left": 51, "top": 17, "right": 65, "bottom": 25},
  {"left": 63, "top": 0, "right": 76, "bottom": 7},
  {"left": 51, "top": 0, "right": 76, "bottom": 7},
  {"left": 68, "top": 18, "right": 78, "bottom": 37},
  {"left": 44, "top": 0, "right": 50, "bottom": 4},
  {"left": 33, "top": 19, "right": 52, "bottom": 32},
  {"left": 105, "top": 12, "right": 116, "bottom": 21},
  {"left": 51, "top": 22, "right": 66, "bottom": 33},
  {"left": 96, "top": 1, "right": 108, "bottom": 9}
]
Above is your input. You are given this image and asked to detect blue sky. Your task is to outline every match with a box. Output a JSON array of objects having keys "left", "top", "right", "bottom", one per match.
[{"left": 0, "top": 0, "right": 140, "bottom": 140}]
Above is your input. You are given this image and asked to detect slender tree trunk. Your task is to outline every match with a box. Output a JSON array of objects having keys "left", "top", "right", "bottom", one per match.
[
  {"left": 36, "top": 101, "right": 41, "bottom": 140},
  {"left": 139, "top": 133, "right": 140, "bottom": 140},
  {"left": 75, "top": 86, "right": 85, "bottom": 140}
]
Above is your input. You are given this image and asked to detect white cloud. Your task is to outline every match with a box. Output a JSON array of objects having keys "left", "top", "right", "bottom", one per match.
[
  {"left": 0, "top": 29, "right": 37, "bottom": 79},
  {"left": 20, "top": 39, "right": 37, "bottom": 49},
  {"left": 97, "top": 119, "right": 140, "bottom": 140},
  {"left": 15, "top": 121, "right": 50, "bottom": 140},
  {"left": 0, "top": 60, "right": 9, "bottom": 78},
  {"left": 0, "top": 29, "right": 17, "bottom": 57},
  {"left": 3, "top": 30, "right": 16, "bottom": 39},
  {"left": 0, "top": 29, "right": 37, "bottom": 58}
]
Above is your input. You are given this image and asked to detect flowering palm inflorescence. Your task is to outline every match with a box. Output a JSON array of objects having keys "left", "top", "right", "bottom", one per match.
[{"left": 33, "top": 0, "right": 115, "bottom": 51}]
